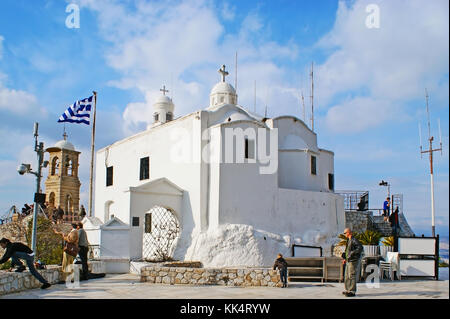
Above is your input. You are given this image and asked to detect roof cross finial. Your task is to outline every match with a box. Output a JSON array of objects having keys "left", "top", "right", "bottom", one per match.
[
  {"left": 160, "top": 85, "right": 169, "bottom": 96},
  {"left": 218, "top": 64, "right": 229, "bottom": 82}
]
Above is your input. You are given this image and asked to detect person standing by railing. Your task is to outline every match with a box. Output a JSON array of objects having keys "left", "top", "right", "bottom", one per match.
[
  {"left": 389, "top": 207, "right": 400, "bottom": 236},
  {"left": 383, "top": 197, "right": 390, "bottom": 221}
]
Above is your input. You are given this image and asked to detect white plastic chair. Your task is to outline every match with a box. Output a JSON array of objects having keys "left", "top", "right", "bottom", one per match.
[{"left": 379, "top": 252, "right": 401, "bottom": 281}]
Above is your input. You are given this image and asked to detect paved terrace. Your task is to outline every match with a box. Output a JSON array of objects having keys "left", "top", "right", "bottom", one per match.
[{"left": 1, "top": 268, "right": 448, "bottom": 299}]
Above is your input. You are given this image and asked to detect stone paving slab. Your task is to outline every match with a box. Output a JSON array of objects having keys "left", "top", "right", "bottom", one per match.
[{"left": 1, "top": 268, "right": 448, "bottom": 299}]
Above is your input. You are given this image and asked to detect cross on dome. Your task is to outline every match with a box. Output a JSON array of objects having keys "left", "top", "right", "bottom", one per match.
[
  {"left": 218, "top": 65, "right": 229, "bottom": 82},
  {"left": 160, "top": 85, "right": 169, "bottom": 96}
]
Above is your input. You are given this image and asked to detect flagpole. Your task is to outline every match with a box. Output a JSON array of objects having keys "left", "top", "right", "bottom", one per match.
[{"left": 88, "top": 91, "right": 97, "bottom": 217}]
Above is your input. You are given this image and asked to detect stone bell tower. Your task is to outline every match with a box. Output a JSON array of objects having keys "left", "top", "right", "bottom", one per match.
[{"left": 44, "top": 132, "right": 81, "bottom": 218}]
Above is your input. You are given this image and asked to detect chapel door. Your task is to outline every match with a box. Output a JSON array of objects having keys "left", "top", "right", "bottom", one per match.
[{"left": 142, "top": 206, "right": 180, "bottom": 261}]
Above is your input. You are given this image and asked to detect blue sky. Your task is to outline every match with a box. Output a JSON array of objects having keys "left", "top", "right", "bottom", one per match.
[{"left": 0, "top": 0, "right": 448, "bottom": 236}]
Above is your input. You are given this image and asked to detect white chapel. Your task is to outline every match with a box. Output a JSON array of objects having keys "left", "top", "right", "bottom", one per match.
[{"left": 89, "top": 65, "right": 345, "bottom": 269}]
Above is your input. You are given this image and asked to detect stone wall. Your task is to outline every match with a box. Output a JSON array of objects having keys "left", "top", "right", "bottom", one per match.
[
  {"left": 0, "top": 260, "right": 105, "bottom": 296},
  {"left": 345, "top": 210, "right": 374, "bottom": 234},
  {"left": 0, "top": 266, "right": 61, "bottom": 295},
  {"left": 141, "top": 266, "right": 283, "bottom": 287}
]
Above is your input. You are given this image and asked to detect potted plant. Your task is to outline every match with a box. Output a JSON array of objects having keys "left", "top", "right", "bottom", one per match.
[
  {"left": 333, "top": 232, "right": 360, "bottom": 257},
  {"left": 357, "top": 230, "right": 382, "bottom": 257},
  {"left": 380, "top": 236, "right": 394, "bottom": 259}
]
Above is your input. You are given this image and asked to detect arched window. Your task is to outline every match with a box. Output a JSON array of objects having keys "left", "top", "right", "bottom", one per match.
[
  {"left": 166, "top": 112, "right": 173, "bottom": 122},
  {"left": 51, "top": 157, "right": 59, "bottom": 176},
  {"left": 49, "top": 192, "right": 55, "bottom": 208},
  {"left": 67, "top": 157, "right": 73, "bottom": 176},
  {"left": 65, "top": 194, "right": 73, "bottom": 215},
  {"left": 104, "top": 200, "right": 114, "bottom": 222},
  {"left": 62, "top": 155, "right": 72, "bottom": 176}
]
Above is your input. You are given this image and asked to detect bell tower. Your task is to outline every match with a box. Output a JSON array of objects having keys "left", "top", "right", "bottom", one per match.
[
  {"left": 151, "top": 85, "right": 175, "bottom": 127},
  {"left": 44, "top": 132, "right": 81, "bottom": 219}
]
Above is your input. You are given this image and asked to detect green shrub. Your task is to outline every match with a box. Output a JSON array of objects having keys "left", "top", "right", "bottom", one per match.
[
  {"left": 439, "top": 258, "right": 449, "bottom": 268},
  {"left": 26, "top": 216, "right": 63, "bottom": 265},
  {"left": 381, "top": 236, "right": 395, "bottom": 247},
  {"left": 357, "top": 230, "right": 383, "bottom": 245},
  {"left": 337, "top": 232, "right": 360, "bottom": 246},
  {"left": 0, "top": 260, "right": 12, "bottom": 270}
]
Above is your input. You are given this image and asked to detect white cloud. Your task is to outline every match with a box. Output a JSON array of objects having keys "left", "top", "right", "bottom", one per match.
[
  {"left": 221, "top": 2, "right": 236, "bottom": 21},
  {"left": 324, "top": 97, "right": 396, "bottom": 133},
  {"left": 241, "top": 13, "right": 263, "bottom": 34},
  {"left": 78, "top": 0, "right": 300, "bottom": 134},
  {"left": 0, "top": 85, "right": 40, "bottom": 115},
  {"left": 315, "top": 0, "right": 449, "bottom": 133}
]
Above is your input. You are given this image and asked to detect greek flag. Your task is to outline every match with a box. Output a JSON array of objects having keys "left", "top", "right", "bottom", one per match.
[{"left": 58, "top": 95, "right": 93, "bottom": 125}]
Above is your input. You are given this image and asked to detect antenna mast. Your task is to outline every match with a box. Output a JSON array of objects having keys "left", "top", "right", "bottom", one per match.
[
  {"left": 301, "top": 91, "right": 306, "bottom": 122},
  {"left": 310, "top": 62, "right": 314, "bottom": 131},
  {"left": 235, "top": 51, "right": 238, "bottom": 103},
  {"left": 419, "top": 89, "right": 443, "bottom": 237}
]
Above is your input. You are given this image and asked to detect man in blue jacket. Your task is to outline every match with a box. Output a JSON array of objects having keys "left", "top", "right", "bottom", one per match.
[
  {"left": 341, "top": 228, "right": 363, "bottom": 297},
  {"left": 0, "top": 238, "right": 51, "bottom": 289}
]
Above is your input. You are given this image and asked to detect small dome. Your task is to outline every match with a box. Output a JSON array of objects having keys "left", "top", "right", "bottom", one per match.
[
  {"left": 210, "top": 82, "right": 236, "bottom": 95},
  {"left": 54, "top": 139, "right": 75, "bottom": 151},
  {"left": 152, "top": 87, "right": 175, "bottom": 126},
  {"left": 155, "top": 95, "right": 174, "bottom": 105},
  {"left": 153, "top": 95, "right": 174, "bottom": 113}
]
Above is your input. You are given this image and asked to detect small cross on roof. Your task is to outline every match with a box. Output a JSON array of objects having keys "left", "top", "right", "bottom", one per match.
[
  {"left": 218, "top": 65, "right": 229, "bottom": 82},
  {"left": 160, "top": 85, "right": 169, "bottom": 95}
]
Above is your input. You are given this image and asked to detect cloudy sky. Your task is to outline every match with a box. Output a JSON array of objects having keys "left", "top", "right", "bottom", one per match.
[{"left": 0, "top": 0, "right": 448, "bottom": 236}]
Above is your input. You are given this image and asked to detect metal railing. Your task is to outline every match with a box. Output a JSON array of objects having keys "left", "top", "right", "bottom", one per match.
[
  {"left": 0, "top": 205, "right": 18, "bottom": 224},
  {"left": 88, "top": 244, "right": 101, "bottom": 259},
  {"left": 335, "top": 190, "right": 369, "bottom": 211}
]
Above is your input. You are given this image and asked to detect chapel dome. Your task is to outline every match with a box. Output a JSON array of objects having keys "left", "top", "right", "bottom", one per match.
[
  {"left": 154, "top": 95, "right": 174, "bottom": 112},
  {"left": 155, "top": 95, "right": 174, "bottom": 105},
  {"left": 210, "top": 82, "right": 236, "bottom": 96},
  {"left": 209, "top": 65, "right": 237, "bottom": 107},
  {"left": 151, "top": 86, "right": 175, "bottom": 127},
  {"left": 53, "top": 138, "right": 75, "bottom": 151}
]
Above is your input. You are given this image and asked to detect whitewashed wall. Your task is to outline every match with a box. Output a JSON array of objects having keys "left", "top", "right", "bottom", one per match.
[{"left": 93, "top": 104, "right": 343, "bottom": 267}]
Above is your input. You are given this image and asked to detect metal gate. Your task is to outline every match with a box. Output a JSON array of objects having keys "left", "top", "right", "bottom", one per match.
[
  {"left": 392, "top": 194, "right": 403, "bottom": 214},
  {"left": 142, "top": 206, "right": 180, "bottom": 261}
]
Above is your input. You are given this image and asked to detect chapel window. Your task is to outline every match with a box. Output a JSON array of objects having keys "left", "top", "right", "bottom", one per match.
[
  {"left": 311, "top": 155, "right": 317, "bottom": 175},
  {"left": 328, "top": 173, "right": 334, "bottom": 191},
  {"left": 106, "top": 166, "right": 113, "bottom": 186},
  {"left": 140, "top": 156, "right": 150, "bottom": 181},
  {"left": 245, "top": 138, "right": 255, "bottom": 160}
]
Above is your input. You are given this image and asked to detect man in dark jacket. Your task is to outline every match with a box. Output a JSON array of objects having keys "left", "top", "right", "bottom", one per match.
[
  {"left": 273, "top": 253, "right": 288, "bottom": 288},
  {"left": 76, "top": 222, "right": 90, "bottom": 280},
  {"left": 341, "top": 228, "right": 363, "bottom": 297},
  {"left": 0, "top": 238, "right": 51, "bottom": 289},
  {"left": 389, "top": 207, "right": 399, "bottom": 236}
]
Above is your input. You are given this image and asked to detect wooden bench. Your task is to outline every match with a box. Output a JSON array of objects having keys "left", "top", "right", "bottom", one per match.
[{"left": 285, "top": 257, "right": 344, "bottom": 282}]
